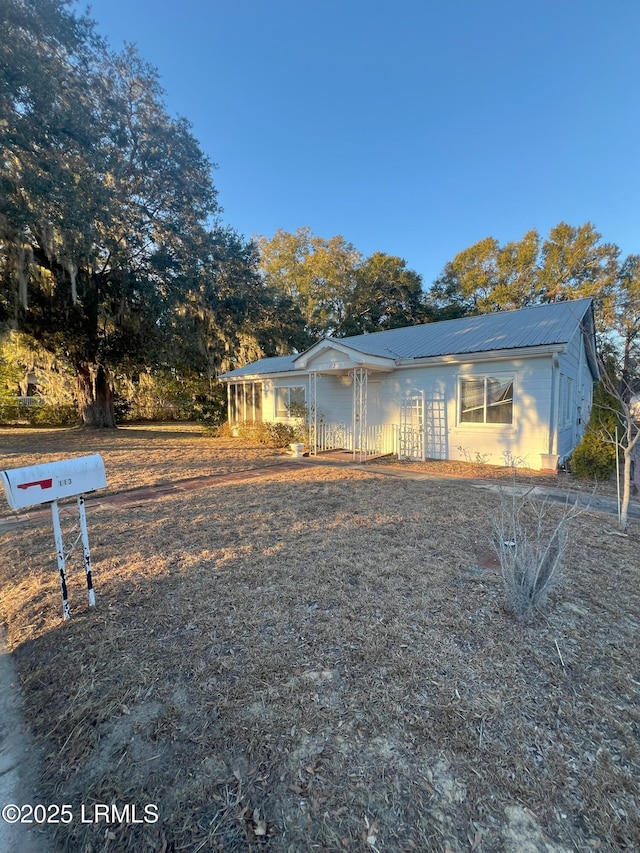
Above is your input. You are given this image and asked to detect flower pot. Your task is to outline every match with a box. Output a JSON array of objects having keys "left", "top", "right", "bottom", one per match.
[{"left": 540, "top": 453, "right": 560, "bottom": 473}]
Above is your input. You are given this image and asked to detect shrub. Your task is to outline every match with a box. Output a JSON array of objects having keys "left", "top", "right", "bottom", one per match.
[
  {"left": 253, "top": 422, "right": 297, "bottom": 447},
  {"left": 570, "top": 382, "right": 620, "bottom": 480},
  {"left": 570, "top": 430, "right": 617, "bottom": 480},
  {"left": 26, "top": 404, "right": 79, "bottom": 426},
  {"left": 494, "top": 489, "right": 576, "bottom": 622},
  {"left": 112, "top": 395, "right": 132, "bottom": 423},
  {"left": 209, "top": 420, "right": 301, "bottom": 447},
  {"left": 0, "top": 401, "right": 79, "bottom": 426},
  {"left": 187, "top": 397, "right": 226, "bottom": 427},
  {"left": 229, "top": 421, "right": 296, "bottom": 447},
  {"left": 0, "top": 401, "right": 24, "bottom": 423}
]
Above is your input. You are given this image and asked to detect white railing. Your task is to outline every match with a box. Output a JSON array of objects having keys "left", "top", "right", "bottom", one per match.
[
  {"left": 313, "top": 422, "right": 398, "bottom": 458},
  {"left": 0, "top": 396, "right": 43, "bottom": 408},
  {"left": 365, "top": 423, "right": 398, "bottom": 457},
  {"left": 315, "top": 422, "right": 352, "bottom": 453}
]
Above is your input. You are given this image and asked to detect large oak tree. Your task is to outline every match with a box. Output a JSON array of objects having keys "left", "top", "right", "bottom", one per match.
[{"left": 1, "top": 0, "right": 220, "bottom": 426}]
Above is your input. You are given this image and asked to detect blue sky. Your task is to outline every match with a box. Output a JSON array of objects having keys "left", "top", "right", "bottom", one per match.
[{"left": 78, "top": 0, "right": 640, "bottom": 286}]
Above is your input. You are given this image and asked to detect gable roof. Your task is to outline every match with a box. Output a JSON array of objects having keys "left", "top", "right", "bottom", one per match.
[{"left": 220, "top": 298, "right": 596, "bottom": 379}]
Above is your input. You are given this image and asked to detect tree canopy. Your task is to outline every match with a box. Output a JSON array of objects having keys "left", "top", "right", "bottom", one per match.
[
  {"left": 257, "top": 228, "right": 430, "bottom": 340},
  {"left": 429, "top": 223, "right": 620, "bottom": 318},
  {"left": 0, "top": 0, "right": 262, "bottom": 426}
]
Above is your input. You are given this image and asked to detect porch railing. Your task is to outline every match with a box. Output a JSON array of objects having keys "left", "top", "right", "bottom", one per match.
[
  {"left": 315, "top": 422, "right": 352, "bottom": 453},
  {"left": 313, "top": 422, "right": 398, "bottom": 458}
]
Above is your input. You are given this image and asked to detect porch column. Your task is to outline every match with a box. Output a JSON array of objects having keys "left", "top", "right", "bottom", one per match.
[
  {"left": 351, "top": 367, "right": 368, "bottom": 462},
  {"left": 308, "top": 371, "right": 318, "bottom": 456}
]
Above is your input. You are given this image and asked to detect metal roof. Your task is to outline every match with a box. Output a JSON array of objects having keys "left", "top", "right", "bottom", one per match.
[
  {"left": 334, "top": 298, "right": 594, "bottom": 360},
  {"left": 219, "top": 354, "right": 298, "bottom": 379},
  {"left": 220, "top": 298, "right": 594, "bottom": 379}
]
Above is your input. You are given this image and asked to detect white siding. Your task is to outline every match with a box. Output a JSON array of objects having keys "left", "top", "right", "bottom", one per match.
[
  {"left": 555, "top": 326, "right": 594, "bottom": 459},
  {"left": 252, "top": 335, "right": 594, "bottom": 469},
  {"left": 372, "top": 354, "right": 554, "bottom": 469},
  {"left": 316, "top": 375, "right": 353, "bottom": 425},
  {"left": 266, "top": 374, "right": 353, "bottom": 425}
]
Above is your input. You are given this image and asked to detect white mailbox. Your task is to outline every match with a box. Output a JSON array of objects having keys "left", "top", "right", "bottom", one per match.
[
  {"left": 1, "top": 454, "right": 107, "bottom": 620},
  {"left": 1, "top": 454, "right": 106, "bottom": 510}
]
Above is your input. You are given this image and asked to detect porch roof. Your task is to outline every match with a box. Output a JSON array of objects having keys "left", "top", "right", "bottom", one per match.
[{"left": 219, "top": 354, "right": 298, "bottom": 379}]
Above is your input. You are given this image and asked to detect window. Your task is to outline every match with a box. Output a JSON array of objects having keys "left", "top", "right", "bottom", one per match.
[
  {"left": 558, "top": 374, "right": 573, "bottom": 428},
  {"left": 275, "top": 386, "right": 305, "bottom": 418},
  {"left": 460, "top": 375, "right": 513, "bottom": 424},
  {"left": 564, "top": 376, "right": 572, "bottom": 426}
]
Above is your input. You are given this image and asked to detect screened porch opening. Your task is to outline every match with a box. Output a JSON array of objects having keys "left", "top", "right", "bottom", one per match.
[{"left": 228, "top": 382, "right": 263, "bottom": 424}]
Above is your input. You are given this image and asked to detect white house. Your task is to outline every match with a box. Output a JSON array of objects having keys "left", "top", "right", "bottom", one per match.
[{"left": 219, "top": 298, "right": 599, "bottom": 471}]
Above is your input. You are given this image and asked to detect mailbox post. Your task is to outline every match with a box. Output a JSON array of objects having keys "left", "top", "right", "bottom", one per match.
[{"left": 1, "top": 455, "right": 107, "bottom": 620}]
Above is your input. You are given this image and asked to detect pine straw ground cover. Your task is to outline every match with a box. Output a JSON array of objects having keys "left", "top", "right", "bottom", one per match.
[{"left": 0, "top": 429, "right": 638, "bottom": 852}]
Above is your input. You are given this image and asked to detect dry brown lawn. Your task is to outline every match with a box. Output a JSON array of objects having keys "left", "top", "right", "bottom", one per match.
[
  {"left": 0, "top": 425, "right": 638, "bottom": 853},
  {"left": 0, "top": 424, "right": 289, "bottom": 495}
]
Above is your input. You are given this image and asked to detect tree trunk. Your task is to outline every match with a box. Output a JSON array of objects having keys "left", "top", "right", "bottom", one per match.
[
  {"left": 620, "top": 446, "right": 631, "bottom": 533},
  {"left": 76, "top": 363, "right": 117, "bottom": 428}
]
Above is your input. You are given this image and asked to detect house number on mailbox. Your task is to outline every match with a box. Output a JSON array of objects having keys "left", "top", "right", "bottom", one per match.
[{"left": 1, "top": 455, "right": 108, "bottom": 620}]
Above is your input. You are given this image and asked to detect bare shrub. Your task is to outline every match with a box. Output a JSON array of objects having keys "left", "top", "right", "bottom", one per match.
[{"left": 494, "top": 489, "right": 577, "bottom": 622}]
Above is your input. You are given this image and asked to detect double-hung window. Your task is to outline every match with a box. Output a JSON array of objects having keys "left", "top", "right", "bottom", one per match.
[
  {"left": 275, "top": 386, "right": 305, "bottom": 418},
  {"left": 459, "top": 375, "right": 513, "bottom": 425}
]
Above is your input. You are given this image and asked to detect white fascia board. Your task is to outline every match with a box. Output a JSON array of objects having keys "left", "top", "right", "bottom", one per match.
[
  {"left": 395, "top": 344, "right": 564, "bottom": 369},
  {"left": 220, "top": 370, "right": 302, "bottom": 382}
]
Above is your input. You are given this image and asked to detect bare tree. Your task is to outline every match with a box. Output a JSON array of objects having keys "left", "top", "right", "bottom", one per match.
[{"left": 593, "top": 364, "right": 640, "bottom": 532}]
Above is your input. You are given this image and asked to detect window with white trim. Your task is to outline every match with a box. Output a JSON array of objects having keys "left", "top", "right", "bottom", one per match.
[
  {"left": 459, "top": 375, "right": 513, "bottom": 425},
  {"left": 275, "top": 386, "right": 305, "bottom": 418}
]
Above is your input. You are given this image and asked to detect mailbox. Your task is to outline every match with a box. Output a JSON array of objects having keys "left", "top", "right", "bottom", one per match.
[
  {"left": 1, "top": 454, "right": 107, "bottom": 620},
  {"left": 1, "top": 454, "right": 107, "bottom": 510}
]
